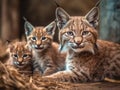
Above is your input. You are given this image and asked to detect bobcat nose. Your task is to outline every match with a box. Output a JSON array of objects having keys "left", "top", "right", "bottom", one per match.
[{"left": 74, "top": 37, "right": 82, "bottom": 46}]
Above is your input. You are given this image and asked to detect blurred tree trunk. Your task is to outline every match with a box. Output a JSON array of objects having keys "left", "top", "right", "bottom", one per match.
[
  {"left": 100, "top": 0, "right": 120, "bottom": 43},
  {"left": 1, "top": 0, "right": 20, "bottom": 42}
]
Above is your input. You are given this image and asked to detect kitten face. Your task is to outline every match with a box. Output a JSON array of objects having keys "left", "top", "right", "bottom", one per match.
[
  {"left": 24, "top": 21, "right": 56, "bottom": 52},
  {"left": 27, "top": 27, "right": 52, "bottom": 52},
  {"left": 56, "top": 7, "right": 99, "bottom": 54},
  {"left": 9, "top": 42, "right": 32, "bottom": 68}
]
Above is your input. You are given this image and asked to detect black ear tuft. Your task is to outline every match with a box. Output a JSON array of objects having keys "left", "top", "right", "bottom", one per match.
[
  {"left": 45, "top": 21, "right": 56, "bottom": 35},
  {"left": 55, "top": 7, "right": 70, "bottom": 29},
  {"left": 85, "top": 7, "right": 99, "bottom": 28}
]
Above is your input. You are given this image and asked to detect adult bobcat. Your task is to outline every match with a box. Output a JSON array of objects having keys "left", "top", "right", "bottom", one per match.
[
  {"left": 24, "top": 21, "right": 66, "bottom": 76},
  {"left": 43, "top": 7, "right": 120, "bottom": 82},
  {"left": 6, "top": 41, "right": 33, "bottom": 74}
]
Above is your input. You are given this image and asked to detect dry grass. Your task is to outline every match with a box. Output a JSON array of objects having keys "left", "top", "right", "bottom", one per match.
[{"left": 0, "top": 61, "right": 120, "bottom": 90}]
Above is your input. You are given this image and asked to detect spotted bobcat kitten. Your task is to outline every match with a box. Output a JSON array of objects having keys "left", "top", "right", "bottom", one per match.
[
  {"left": 43, "top": 7, "right": 120, "bottom": 83},
  {"left": 24, "top": 21, "right": 65, "bottom": 76},
  {"left": 6, "top": 41, "right": 33, "bottom": 74}
]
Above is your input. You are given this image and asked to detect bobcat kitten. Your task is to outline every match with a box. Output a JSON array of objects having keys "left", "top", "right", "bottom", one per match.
[
  {"left": 6, "top": 41, "right": 33, "bottom": 74},
  {"left": 43, "top": 7, "right": 120, "bottom": 82},
  {"left": 24, "top": 21, "right": 65, "bottom": 76}
]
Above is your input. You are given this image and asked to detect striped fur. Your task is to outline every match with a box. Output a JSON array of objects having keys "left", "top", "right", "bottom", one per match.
[
  {"left": 6, "top": 41, "right": 33, "bottom": 74},
  {"left": 43, "top": 7, "right": 120, "bottom": 83},
  {"left": 24, "top": 21, "right": 66, "bottom": 76}
]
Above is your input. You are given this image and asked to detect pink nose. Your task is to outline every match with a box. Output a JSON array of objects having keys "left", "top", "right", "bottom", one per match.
[
  {"left": 37, "top": 45, "right": 40, "bottom": 47},
  {"left": 76, "top": 41, "right": 81, "bottom": 46},
  {"left": 74, "top": 37, "right": 82, "bottom": 46}
]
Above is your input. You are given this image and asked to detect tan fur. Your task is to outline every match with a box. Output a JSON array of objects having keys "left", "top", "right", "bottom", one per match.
[
  {"left": 32, "top": 41, "right": 66, "bottom": 76},
  {"left": 6, "top": 41, "right": 33, "bottom": 74},
  {"left": 43, "top": 7, "right": 120, "bottom": 83},
  {"left": 24, "top": 21, "right": 66, "bottom": 76}
]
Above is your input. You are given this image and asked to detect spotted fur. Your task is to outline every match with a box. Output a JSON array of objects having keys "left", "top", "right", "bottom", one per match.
[
  {"left": 43, "top": 7, "right": 120, "bottom": 83},
  {"left": 24, "top": 21, "right": 66, "bottom": 76},
  {"left": 6, "top": 41, "right": 33, "bottom": 74}
]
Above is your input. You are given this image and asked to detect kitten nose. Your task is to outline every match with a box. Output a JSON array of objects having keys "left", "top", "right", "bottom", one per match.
[
  {"left": 18, "top": 58, "right": 23, "bottom": 62},
  {"left": 36, "top": 41, "right": 41, "bottom": 45},
  {"left": 37, "top": 45, "right": 40, "bottom": 47},
  {"left": 76, "top": 42, "right": 81, "bottom": 46}
]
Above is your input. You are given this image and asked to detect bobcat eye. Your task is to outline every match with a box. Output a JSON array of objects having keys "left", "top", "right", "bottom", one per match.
[
  {"left": 41, "top": 36, "right": 46, "bottom": 40},
  {"left": 23, "top": 54, "right": 28, "bottom": 58},
  {"left": 31, "top": 37, "right": 36, "bottom": 41},
  {"left": 13, "top": 54, "right": 18, "bottom": 58},
  {"left": 66, "top": 31, "right": 74, "bottom": 36},
  {"left": 82, "top": 31, "right": 90, "bottom": 36}
]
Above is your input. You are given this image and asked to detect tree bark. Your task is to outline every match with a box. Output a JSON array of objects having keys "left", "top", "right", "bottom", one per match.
[
  {"left": 1, "top": 0, "right": 20, "bottom": 42},
  {"left": 100, "top": 0, "right": 120, "bottom": 43}
]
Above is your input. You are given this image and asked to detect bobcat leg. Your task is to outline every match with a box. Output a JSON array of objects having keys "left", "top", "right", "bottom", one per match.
[{"left": 42, "top": 70, "right": 80, "bottom": 82}]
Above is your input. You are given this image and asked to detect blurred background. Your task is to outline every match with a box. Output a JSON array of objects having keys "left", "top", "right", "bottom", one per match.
[{"left": 0, "top": 0, "right": 120, "bottom": 43}]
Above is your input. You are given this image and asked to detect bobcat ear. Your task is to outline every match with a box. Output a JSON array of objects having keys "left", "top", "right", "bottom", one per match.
[
  {"left": 85, "top": 7, "right": 99, "bottom": 28},
  {"left": 56, "top": 7, "right": 70, "bottom": 29},
  {"left": 24, "top": 21, "right": 34, "bottom": 36},
  {"left": 45, "top": 21, "right": 56, "bottom": 35}
]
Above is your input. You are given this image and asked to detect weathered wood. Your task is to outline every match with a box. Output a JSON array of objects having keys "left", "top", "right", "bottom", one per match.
[
  {"left": 100, "top": 0, "right": 120, "bottom": 43},
  {"left": 1, "top": 0, "right": 20, "bottom": 42}
]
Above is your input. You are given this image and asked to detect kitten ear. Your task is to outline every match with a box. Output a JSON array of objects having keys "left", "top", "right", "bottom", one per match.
[
  {"left": 25, "top": 44, "right": 32, "bottom": 52},
  {"left": 56, "top": 7, "right": 70, "bottom": 29},
  {"left": 85, "top": 7, "right": 99, "bottom": 28},
  {"left": 7, "top": 43, "right": 14, "bottom": 52},
  {"left": 24, "top": 21, "right": 34, "bottom": 36},
  {"left": 45, "top": 21, "right": 56, "bottom": 35}
]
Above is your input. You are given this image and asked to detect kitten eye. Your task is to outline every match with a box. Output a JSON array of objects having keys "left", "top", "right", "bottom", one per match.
[
  {"left": 82, "top": 31, "right": 90, "bottom": 36},
  {"left": 31, "top": 37, "right": 36, "bottom": 41},
  {"left": 13, "top": 54, "right": 18, "bottom": 58},
  {"left": 41, "top": 36, "right": 46, "bottom": 40},
  {"left": 23, "top": 54, "right": 28, "bottom": 58},
  {"left": 66, "top": 31, "right": 74, "bottom": 36}
]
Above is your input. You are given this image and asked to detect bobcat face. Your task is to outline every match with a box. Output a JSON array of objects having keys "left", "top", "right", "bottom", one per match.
[
  {"left": 24, "top": 21, "right": 56, "bottom": 52},
  {"left": 56, "top": 7, "right": 99, "bottom": 54},
  {"left": 8, "top": 42, "right": 32, "bottom": 68}
]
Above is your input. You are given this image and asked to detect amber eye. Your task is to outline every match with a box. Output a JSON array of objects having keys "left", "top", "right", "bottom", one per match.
[
  {"left": 41, "top": 36, "right": 46, "bottom": 40},
  {"left": 23, "top": 54, "right": 28, "bottom": 58},
  {"left": 31, "top": 37, "right": 36, "bottom": 41},
  {"left": 13, "top": 54, "right": 18, "bottom": 58},
  {"left": 82, "top": 31, "right": 90, "bottom": 36},
  {"left": 66, "top": 31, "right": 74, "bottom": 36}
]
